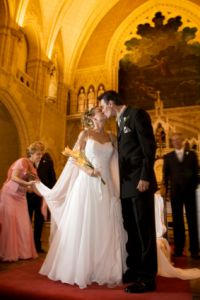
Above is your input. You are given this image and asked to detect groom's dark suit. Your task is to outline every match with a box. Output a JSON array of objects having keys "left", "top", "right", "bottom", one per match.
[
  {"left": 163, "top": 149, "right": 199, "bottom": 256},
  {"left": 117, "top": 106, "right": 158, "bottom": 283}
]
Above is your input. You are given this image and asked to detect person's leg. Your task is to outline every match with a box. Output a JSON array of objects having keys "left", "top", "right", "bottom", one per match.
[
  {"left": 124, "top": 191, "right": 157, "bottom": 293},
  {"left": 171, "top": 195, "right": 185, "bottom": 255},
  {"left": 34, "top": 196, "right": 44, "bottom": 252},
  {"left": 184, "top": 191, "right": 199, "bottom": 256},
  {"left": 131, "top": 191, "right": 157, "bottom": 281},
  {"left": 121, "top": 197, "right": 141, "bottom": 282},
  {"left": 26, "top": 193, "right": 35, "bottom": 221}
]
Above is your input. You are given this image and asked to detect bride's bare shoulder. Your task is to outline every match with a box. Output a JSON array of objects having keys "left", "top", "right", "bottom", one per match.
[
  {"left": 77, "top": 129, "right": 89, "bottom": 140},
  {"left": 76, "top": 130, "right": 89, "bottom": 149}
]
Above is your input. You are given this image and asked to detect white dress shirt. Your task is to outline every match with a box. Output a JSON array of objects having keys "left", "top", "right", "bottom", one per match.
[
  {"left": 175, "top": 148, "right": 184, "bottom": 162},
  {"left": 117, "top": 105, "right": 127, "bottom": 127}
]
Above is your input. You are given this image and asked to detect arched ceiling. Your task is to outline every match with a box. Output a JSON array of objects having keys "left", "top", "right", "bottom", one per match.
[{"left": 5, "top": 0, "right": 200, "bottom": 85}]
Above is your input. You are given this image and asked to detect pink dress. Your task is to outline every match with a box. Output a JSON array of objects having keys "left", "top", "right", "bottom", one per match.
[{"left": 0, "top": 158, "right": 38, "bottom": 261}]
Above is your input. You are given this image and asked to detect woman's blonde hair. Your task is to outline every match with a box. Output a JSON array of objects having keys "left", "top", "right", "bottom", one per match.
[
  {"left": 27, "top": 141, "right": 45, "bottom": 157},
  {"left": 81, "top": 106, "right": 98, "bottom": 129}
]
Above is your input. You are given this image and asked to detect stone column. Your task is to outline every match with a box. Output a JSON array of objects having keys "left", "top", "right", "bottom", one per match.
[
  {"left": 57, "top": 81, "right": 68, "bottom": 113},
  {"left": 26, "top": 58, "right": 49, "bottom": 97},
  {"left": 0, "top": 25, "right": 22, "bottom": 72},
  {"left": 70, "top": 88, "right": 79, "bottom": 115}
]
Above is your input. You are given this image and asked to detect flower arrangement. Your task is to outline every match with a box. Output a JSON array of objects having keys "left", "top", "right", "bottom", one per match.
[{"left": 62, "top": 146, "right": 106, "bottom": 184}]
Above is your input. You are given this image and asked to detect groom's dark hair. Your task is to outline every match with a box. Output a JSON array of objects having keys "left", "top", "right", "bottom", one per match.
[{"left": 97, "top": 90, "right": 123, "bottom": 105}]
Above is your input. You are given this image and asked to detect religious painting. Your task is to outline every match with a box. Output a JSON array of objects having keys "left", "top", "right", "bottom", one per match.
[{"left": 119, "top": 12, "right": 200, "bottom": 110}]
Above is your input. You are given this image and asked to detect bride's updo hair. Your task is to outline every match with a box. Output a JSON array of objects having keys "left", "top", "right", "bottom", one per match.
[{"left": 81, "top": 106, "right": 98, "bottom": 129}]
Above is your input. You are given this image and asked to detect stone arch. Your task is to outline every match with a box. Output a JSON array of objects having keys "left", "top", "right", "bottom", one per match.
[
  {"left": 51, "top": 30, "right": 64, "bottom": 83},
  {"left": 16, "top": 29, "right": 28, "bottom": 73},
  {"left": 21, "top": 0, "right": 44, "bottom": 68},
  {"left": 23, "top": 23, "right": 42, "bottom": 63},
  {"left": 0, "top": 89, "right": 29, "bottom": 184},
  {"left": 46, "top": 0, "right": 73, "bottom": 59},
  {"left": 0, "top": 0, "right": 10, "bottom": 66},
  {"left": 0, "top": 88, "right": 30, "bottom": 152},
  {"left": 16, "top": 0, "right": 29, "bottom": 26}
]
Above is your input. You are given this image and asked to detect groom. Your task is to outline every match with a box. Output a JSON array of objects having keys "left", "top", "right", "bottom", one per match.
[{"left": 99, "top": 90, "right": 158, "bottom": 293}]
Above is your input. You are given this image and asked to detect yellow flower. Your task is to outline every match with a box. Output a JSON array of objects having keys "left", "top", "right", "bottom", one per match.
[{"left": 62, "top": 146, "right": 105, "bottom": 184}]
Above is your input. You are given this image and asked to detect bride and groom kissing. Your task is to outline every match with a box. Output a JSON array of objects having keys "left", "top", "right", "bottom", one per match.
[{"left": 34, "top": 90, "right": 191, "bottom": 293}]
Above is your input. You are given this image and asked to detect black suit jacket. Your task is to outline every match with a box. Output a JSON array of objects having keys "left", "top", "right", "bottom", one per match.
[
  {"left": 37, "top": 153, "right": 56, "bottom": 188},
  {"left": 118, "top": 106, "right": 157, "bottom": 198},
  {"left": 163, "top": 149, "right": 199, "bottom": 196}
]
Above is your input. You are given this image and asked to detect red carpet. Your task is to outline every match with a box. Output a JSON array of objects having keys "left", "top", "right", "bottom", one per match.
[{"left": 0, "top": 257, "right": 192, "bottom": 300}]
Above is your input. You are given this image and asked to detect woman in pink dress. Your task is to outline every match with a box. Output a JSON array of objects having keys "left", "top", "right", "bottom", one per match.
[{"left": 0, "top": 141, "right": 44, "bottom": 262}]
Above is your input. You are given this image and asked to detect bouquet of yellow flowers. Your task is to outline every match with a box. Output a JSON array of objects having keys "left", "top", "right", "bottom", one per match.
[{"left": 62, "top": 146, "right": 106, "bottom": 184}]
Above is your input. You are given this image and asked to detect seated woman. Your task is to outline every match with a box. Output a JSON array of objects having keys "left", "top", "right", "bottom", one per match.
[{"left": 155, "top": 193, "right": 200, "bottom": 279}]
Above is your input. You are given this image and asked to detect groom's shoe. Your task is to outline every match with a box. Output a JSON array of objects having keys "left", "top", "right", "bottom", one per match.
[
  {"left": 124, "top": 279, "right": 156, "bottom": 293},
  {"left": 122, "top": 271, "right": 138, "bottom": 284}
]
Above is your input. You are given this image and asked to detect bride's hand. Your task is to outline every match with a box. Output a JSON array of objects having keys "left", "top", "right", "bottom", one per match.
[
  {"left": 26, "top": 180, "right": 36, "bottom": 192},
  {"left": 90, "top": 169, "right": 101, "bottom": 178}
]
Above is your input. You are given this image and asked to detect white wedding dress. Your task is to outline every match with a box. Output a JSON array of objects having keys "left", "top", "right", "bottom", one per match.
[{"left": 36, "top": 139, "right": 127, "bottom": 288}]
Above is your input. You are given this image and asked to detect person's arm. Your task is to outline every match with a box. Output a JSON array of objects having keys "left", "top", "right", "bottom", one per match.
[
  {"left": 11, "top": 167, "right": 36, "bottom": 188},
  {"left": 11, "top": 158, "right": 37, "bottom": 192},
  {"left": 160, "top": 155, "right": 169, "bottom": 198},
  {"left": 192, "top": 151, "right": 199, "bottom": 188}
]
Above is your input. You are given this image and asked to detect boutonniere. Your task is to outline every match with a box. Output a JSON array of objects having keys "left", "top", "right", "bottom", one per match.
[
  {"left": 185, "top": 151, "right": 189, "bottom": 155},
  {"left": 123, "top": 126, "right": 132, "bottom": 133},
  {"left": 123, "top": 116, "right": 130, "bottom": 124}
]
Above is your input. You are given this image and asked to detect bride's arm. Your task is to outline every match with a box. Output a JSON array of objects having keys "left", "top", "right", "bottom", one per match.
[{"left": 109, "top": 132, "right": 118, "bottom": 149}]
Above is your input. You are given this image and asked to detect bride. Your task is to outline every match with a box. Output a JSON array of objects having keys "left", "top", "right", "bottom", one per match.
[{"left": 35, "top": 106, "right": 127, "bottom": 288}]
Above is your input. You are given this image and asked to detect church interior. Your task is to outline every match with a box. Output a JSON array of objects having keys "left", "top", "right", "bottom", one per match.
[{"left": 0, "top": 0, "right": 200, "bottom": 297}]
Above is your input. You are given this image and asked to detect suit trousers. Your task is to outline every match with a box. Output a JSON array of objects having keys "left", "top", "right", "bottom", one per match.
[
  {"left": 27, "top": 193, "right": 44, "bottom": 251},
  {"left": 171, "top": 189, "right": 199, "bottom": 255},
  {"left": 121, "top": 190, "right": 157, "bottom": 281}
]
